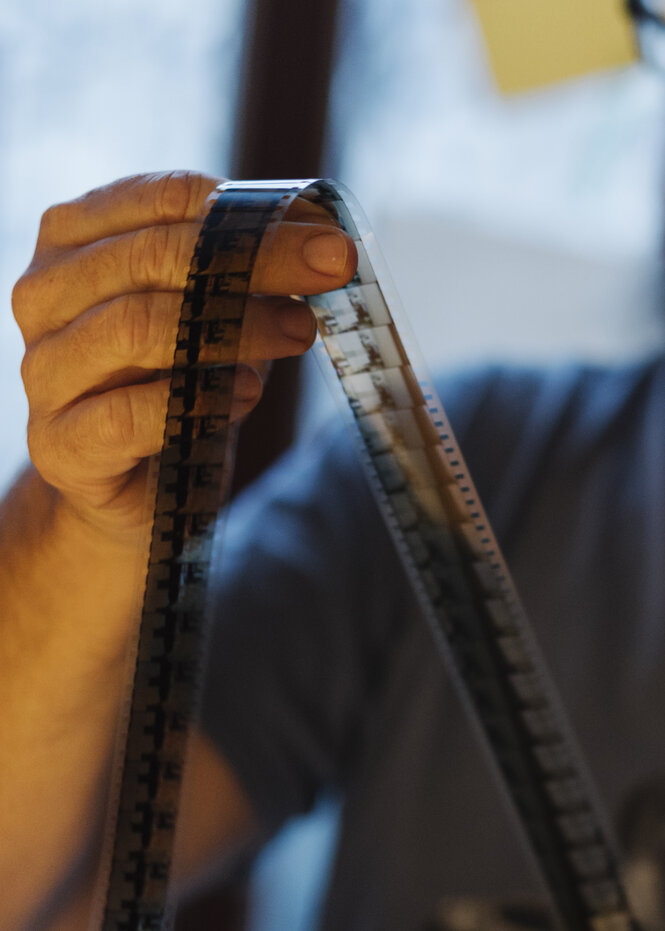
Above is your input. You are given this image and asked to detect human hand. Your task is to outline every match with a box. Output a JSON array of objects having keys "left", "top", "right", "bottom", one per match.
[{"left": 13, "top": 171, "right": 357, "bottom": 539}]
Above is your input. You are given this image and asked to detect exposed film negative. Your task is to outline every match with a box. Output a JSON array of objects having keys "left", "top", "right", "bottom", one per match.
[{"left": 96, "top": 180, "right": 640, "bottom": 931}]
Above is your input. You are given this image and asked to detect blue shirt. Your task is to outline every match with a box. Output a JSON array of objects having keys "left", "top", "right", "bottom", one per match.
[{"left": 201, "top": 359, "right": 665, "bottom": 930}]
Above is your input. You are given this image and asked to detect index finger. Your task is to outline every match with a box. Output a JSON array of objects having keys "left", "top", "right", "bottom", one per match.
[{"left": 36, "top": 171, "right": 221, "bottom": 251}]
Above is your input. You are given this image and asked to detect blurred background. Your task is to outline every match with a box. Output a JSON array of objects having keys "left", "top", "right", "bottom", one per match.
[{"left": 2, "top": 0, "right": 665, "bottom": 927}]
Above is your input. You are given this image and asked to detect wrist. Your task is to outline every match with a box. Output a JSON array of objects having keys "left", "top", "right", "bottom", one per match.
[{"left": 0, "top": 465, "right": 151, "bottom": 674}]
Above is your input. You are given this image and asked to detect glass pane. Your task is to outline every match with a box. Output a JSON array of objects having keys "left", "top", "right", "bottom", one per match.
[
  {"left": 643, "top": 0, "right": 665, "bottom": 18},
  {"left": 326, "top": 0, "right": 665, "bottom": 375},
  {"left": 0, "top": 0, "right": 244, "bottom": 492},
  {"left": 639, "top": 16, "right": 665, "bottom": 69}
]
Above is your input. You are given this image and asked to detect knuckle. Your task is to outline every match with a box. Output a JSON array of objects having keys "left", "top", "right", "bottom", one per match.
[
  {"left": 100, "top": 389, "right": 137, "bottom": 448},
  {"left": 128, "top": 226, "right": 172, "bottom": 289},
  {"left": 37, "top": 202, "right": 68, "bottom": 246},
  {"left": 19, "top": 349, "right": 36, "bottom": 395},
  {"left": 86, "top": 240, "right": 122, "bottom": 292},
  {"left": 20, "top": 338, "right": 57, "bottom": 413},
  {"left": 107, "top": 294, "right": 154, "bottom": 360},
  {"left": 11, "top": 268, "right": 42, "bottom": 330},
  {"left": 151, "top": 171, "right": 198, "bottom": 223},
  {"left": 11, "top": 274, "right": 30, "bottom": 321}
]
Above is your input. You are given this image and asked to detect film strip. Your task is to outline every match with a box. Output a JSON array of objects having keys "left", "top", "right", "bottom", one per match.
[
  {"left": 97, "top": 180, "right": 640, "bottom": 931},
  {"left": 96, "top": 188, "right": 289, "bottom": 931}
]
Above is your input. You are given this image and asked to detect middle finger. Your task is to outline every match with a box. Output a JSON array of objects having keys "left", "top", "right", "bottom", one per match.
[{"left": 23, "top": 292, "right": 317, "bottom": 413}]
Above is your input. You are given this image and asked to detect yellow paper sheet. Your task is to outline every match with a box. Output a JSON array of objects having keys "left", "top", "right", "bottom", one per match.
[{"left": 470, "top": 0, "right": 639, "bottom": 93}]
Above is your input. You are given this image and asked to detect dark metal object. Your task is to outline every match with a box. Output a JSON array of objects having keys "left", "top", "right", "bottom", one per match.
[
  {"left": 228, "top": 0, "right": 342, "bottom": 498},
  {"left": 626, "top": 0, "right": 665, "bottom": 29},
  {"left": 230, "top": 0, "right": 341, "bottom": 180},
  {"left": 626, "top": 0, "right": 665, "bottom": 68}
]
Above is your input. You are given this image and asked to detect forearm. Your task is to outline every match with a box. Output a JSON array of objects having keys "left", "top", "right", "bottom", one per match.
[{"left": 0, "top": 467, "right": 147, "bottom": 929}]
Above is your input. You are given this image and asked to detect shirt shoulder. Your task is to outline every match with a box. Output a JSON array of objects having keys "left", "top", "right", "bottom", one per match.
[{"left": 435, "top": 358, "right": 664, "bottom": 538}]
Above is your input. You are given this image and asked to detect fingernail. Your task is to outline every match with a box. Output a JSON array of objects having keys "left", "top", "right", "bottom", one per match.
[
  {"left": 233, "top": 366, "right": 261, "bottom": 402},
  {"left": 279, "top": 303, "right": 316, "bottom": 344},
  {"left": 303, "top": 231, "right": 348, "bottom": 276}
]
